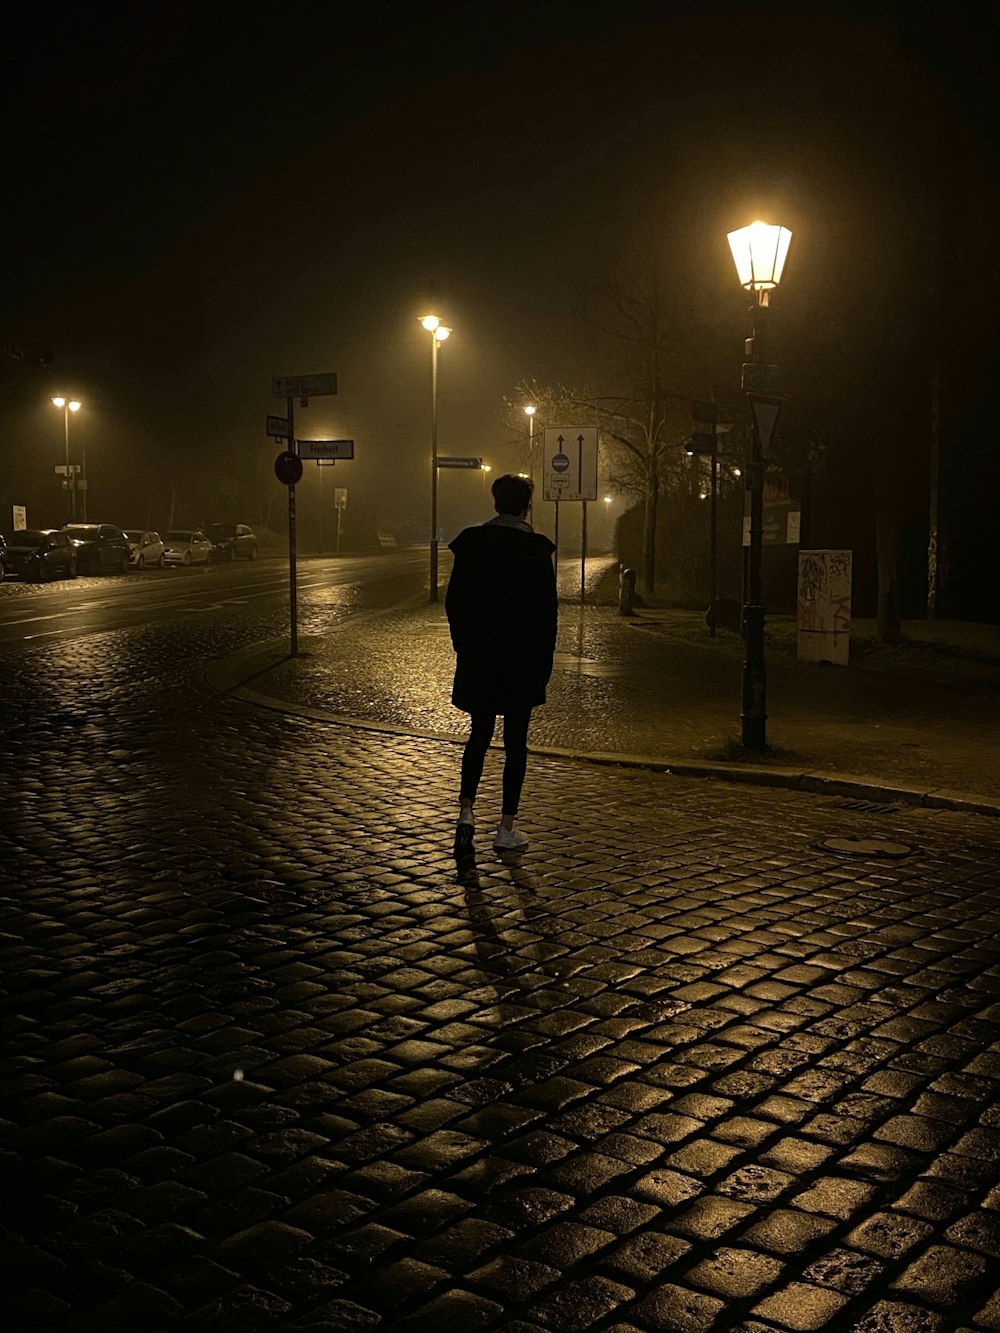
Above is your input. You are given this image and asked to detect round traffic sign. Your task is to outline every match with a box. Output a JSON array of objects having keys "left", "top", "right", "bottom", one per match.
[
  {"left": 274, "top": 450, "right": 303, "bottom": 485},
  {"left": 552, "top": 452, "right": 569, "bottom": 473}
]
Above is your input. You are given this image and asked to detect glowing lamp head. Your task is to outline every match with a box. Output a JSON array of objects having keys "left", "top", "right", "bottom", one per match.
[
  {"left": 420, "top": 314, "right": 440, "bottom": 332},
  {"left": 523, "top": 404, "right": 536, "bottom": 417},
  {"left": 68, "top": 400, "right": 81, "bottom": 412},
  {"left": 481, "top": 463, "right": 492, "bottom": 473},
  {"left": 52, "top": 396, "right": 66, "bottom": 408},
  {"left": 603, "top": 495, "right": 612, "bottom": 504},
  {"left": 727, "top": 221, "right": 792, "bottom": 303},
  {"left": 434, "top": 325, "right": 451, "bottom": 342}
]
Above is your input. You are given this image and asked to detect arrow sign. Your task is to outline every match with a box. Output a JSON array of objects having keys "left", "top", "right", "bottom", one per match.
[
  {"left": 297, "top": 439, "right": 354, "bottom": 460},
  {"left": 266, "top": 415, "right": 290, "bottom": 440},
  {"left": 543, "top": 427, "right": 598, "bottom": 501},
  {"left": 437, "top": 456, "right": 482, "bottom": 469},
  {"left": 748, "top": 393, "right": 783, "bottom": 453}
]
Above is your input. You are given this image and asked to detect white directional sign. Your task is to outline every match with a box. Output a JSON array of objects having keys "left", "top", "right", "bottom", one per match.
[
  {"left": 297, "top": 439, "right": 354, "bottom": 460},
  {"left": 266, "top": 415, "right": 290, "bottom": 440},
  {"left": 437, "top": 456, "right": 482, "bottom": 469},
  {"left": 543, "top": 427, "right": 598, "bottom": 502},
  {"left": 272, "top": 372, "right": 338, "bottom": 399}
]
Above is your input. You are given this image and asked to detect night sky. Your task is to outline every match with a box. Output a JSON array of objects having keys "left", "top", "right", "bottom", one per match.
[{"left": 2, "top": 0, "right": 998, "bottom": 604}]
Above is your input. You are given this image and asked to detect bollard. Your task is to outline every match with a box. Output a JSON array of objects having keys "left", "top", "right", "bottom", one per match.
[{"left": 619, "top": 566, "right": 637, "bottom": 616}]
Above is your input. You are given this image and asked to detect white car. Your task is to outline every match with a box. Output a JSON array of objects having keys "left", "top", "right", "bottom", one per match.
[
  {"left": 125, "top": 529, "right": 166, "bottom": 569},
  {"left": 162, "top": 530, "right": 213, "bottom": 565}
]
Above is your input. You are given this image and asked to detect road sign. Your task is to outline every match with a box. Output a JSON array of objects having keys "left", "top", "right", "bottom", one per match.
[
  {"left": 748, "top": 394, "right": 783, "bottom": 453},
  {"left": 12, "top": 505, "right": 26, "bottom": 531},
  {"left": 542, "top": 427, "right": 598, "bottom": 501},
  {"left": 436, "top": 456, "right": 482, "bottom": 469},
  {"left": 334, "top": 487, "right": 347, "bottom": 510},
  {"left": 54, "top": 464, "right": 80, "bottom": 475},
  {"left": 266, "top": 414, "right": 290, "bottom": 440},
  {"left": 274, "top": 450, "right": 303, "bottom": 485},
  {"left": 272, "top": 372, "right": 338, "bottom": 399},
  {"left": 297, "top": 439, "right": 354, "bottom": 460}
]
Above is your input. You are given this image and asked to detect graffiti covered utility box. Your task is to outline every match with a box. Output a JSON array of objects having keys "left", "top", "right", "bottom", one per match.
[{"left": 797, "top": 550, "right": 852, "bottom": 666}]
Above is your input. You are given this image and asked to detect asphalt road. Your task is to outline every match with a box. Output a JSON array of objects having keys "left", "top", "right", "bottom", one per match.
[{"left": 0, "top": 553, "right": 428, "bottom": 647}]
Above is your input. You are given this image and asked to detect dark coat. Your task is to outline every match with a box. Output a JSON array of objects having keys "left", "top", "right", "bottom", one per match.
[{"left": 446, "top": 520, "right": 557, "bottom": 715}]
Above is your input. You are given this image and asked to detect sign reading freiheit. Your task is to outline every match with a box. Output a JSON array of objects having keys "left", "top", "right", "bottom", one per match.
[
  {"left": 272, "top": 372, "right": 338, "bottom": 399},
  {"left": 297, "top": 439, "right": 355, "bottom": 460}
]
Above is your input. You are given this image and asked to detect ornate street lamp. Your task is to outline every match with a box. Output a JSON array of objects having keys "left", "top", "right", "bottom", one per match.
[
  {"left": 726, "top": 220, "right": 792, "bottom": 749},
  {"left": 419, "top": 314, "right": 451, "bottom": 601}
]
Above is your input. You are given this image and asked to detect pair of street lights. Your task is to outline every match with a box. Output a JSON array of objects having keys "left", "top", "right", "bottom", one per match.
[
  {"left": 419, "top": 314, "right": 451, "bottom": 602},
  {"left": 52, "top": 396, "right": 84, "bottom": 521}
]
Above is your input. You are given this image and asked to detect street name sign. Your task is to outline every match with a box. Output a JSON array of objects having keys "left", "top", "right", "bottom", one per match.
[
  {"left": 297, "top": 439, "right": 355, "bottom": 460},
  {"left": 272, "top": 372, "right": 338, "bottom": 399},
  {"left": 266, "top": 414, "right": 290, "bottom": 439},
  {"left": 436, "top": 456, "right": 482, "bottom": 469},
  {"left": 543, "top": 427, "right": 598, "bottom": 502}
]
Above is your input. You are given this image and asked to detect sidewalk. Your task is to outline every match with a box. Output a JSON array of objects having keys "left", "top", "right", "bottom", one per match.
[{"left": 207, "top": 569, "right": 1000, "bottom": 817}]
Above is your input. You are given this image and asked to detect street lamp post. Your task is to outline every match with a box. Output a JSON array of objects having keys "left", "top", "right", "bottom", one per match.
[
  {"left": 481, "top": 462, "right": 492, "bottom": 492},
  {"left": 52, "top": 397, "right": 82, "bottom": 521},
  {"left": 726, "top": 220, "right": 792, "bottom": 750},
  {"left": 523, "top": 405, "right": 536, "bottom": 515},
  {"left": 420, "top": 314, "right": 451, "bottom": 602}
]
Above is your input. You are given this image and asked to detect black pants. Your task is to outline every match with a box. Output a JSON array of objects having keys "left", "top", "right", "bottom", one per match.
[{"left": 459, "top": 709, "right": 532, "bottom": 817}]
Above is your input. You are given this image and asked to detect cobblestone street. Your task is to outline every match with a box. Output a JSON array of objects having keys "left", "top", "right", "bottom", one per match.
[{"left": 4, "top": 595, "right": 1000, "bottom": 1331}]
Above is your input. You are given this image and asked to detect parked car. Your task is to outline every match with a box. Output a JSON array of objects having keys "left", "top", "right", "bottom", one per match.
[
  {"left": 206, "top": 522, "right": 258, "bottom": 561},
  {"left": 162, "top": 530, "right": 213, "bottom": 565},
  {"left": 63, "top": 523, "right": 131, "bottom": 575},
  {"left": 4, "top": 528, "right": 78, "bottom": 581},
  {"left": 125, "top": 529, "right": 166, "bottom": 568}
]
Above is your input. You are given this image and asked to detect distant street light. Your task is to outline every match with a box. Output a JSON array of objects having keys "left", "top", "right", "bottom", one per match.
[
  {"left": 481, "top": 462, "right": 492, "bottom": 491},
  {"left": 52, "top": 396, "right": 82, "bottom": 521},
  {"left": 523, "top": 405, "right": 536, "bottom": 509},
  {"left": 419, "top": 314, "right": 451, "bottom": 601},
  {"left": 726, "top": 219, "right": 792, "bottom": 749}
]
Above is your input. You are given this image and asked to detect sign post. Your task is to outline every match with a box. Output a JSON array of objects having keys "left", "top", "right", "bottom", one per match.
[
  {"left": 334, "top": 487, "right": 347, "bottom": 553},
  {"left": 543, "top": 427, "right": 598, "bottom": 603},
  {"left": 271, "top": 371, "right": 338, "bottom": 655}
]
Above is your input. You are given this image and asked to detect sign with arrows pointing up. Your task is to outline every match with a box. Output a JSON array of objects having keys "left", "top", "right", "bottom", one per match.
[{"left": 543, "top": 426, "right": 598, "bottom": 501}]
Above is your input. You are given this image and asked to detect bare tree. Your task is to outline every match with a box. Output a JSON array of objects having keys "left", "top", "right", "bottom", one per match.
[{"left": 505, "top": 245, "right": 711, "bottom": 594}]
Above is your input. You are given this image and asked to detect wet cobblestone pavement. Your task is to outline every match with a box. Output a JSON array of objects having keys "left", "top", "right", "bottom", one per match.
[
  {"left": 233, "top": 556, "right": 1000, "bottom": 807},
  {"left": 4, "top": 573, "right": 1000, "bottom": 1330}
]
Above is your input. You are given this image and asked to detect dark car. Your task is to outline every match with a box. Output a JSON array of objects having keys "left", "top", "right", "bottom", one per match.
[
  {"left": 62, "top": 523, "right": 131, "bottom": 575},
  {"left": 4, "top": 528, "right": 78, "bottom": 581},
  {"left": 206, "top": 522, "right": 258, "bottom": 561}
]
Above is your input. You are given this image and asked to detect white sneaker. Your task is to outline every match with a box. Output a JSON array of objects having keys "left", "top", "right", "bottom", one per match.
[{"left": 493, "top": 824, "right": 528, "bottom": 852}]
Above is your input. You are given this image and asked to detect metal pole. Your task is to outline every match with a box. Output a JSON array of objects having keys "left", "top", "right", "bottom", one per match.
[
  {"left": 709, "top": 400, "right": 718, "bottom": 637},
  {"left": 287, "top": 394, "right": 298, "bottom": 657},
  {"left": 64, "top": 408, "right": 75, "bottom": 522},
  {"left": 554, "top": 500, "right": 560, "bottom": 580},
  {"left": 81, "top": 436, "right": 88, "bottom": 522},
  {"left": 528, "top": 414, "right": 534, "bottom": 522},
  {"left": 336, "top": 502, "right": 342, "bottom": 553},
  {"left": 580, "top": 499, "right": 587, "bottom": 604},
  {"left": 741, "top": 301, "right": 767, "bottom": 749},
  {"left": 430, "top": 333, "right": 439, "bottom": 602}
]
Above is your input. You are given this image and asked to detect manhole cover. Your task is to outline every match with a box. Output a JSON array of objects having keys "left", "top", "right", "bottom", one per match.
[{"left": 818, "top": 836, "right": 916, "bottom": 859}]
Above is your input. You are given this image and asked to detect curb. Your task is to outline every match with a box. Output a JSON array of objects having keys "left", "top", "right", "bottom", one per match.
[{"left": 205, "top": 643, "right": 1000, "bottom": 820}]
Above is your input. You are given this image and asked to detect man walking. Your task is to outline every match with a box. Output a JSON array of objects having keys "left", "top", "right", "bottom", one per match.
[{"left": 445, "top": 473, "right": 558, "bottom": 853}]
